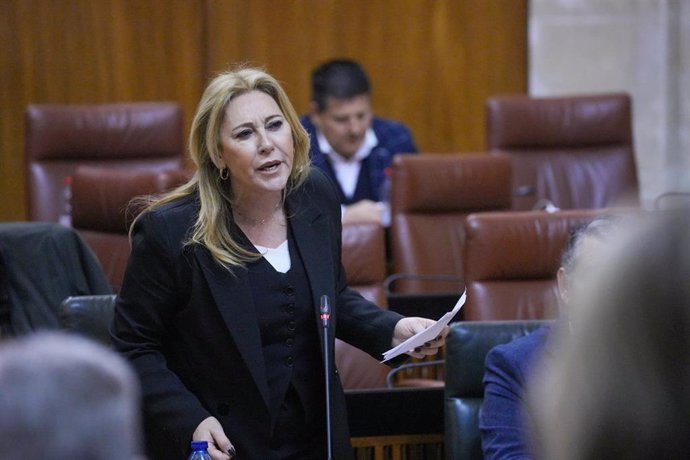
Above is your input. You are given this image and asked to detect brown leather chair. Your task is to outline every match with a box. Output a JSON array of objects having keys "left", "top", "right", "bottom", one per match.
[
  {"left": 71, "top": 166, "right": 193, "bottom": 292},
  {"left": 486, "top": 93, "right": 638, "bottom": 210},
  {"left": 336, "top": 221, "right": 391, "bottom": 389},
  {"left": 389, "top": 153, "right": 512, "bottom": 294},
  {"left": 25, "top": 102, "right": 184, "bottom": 222},
  {"left": 463, "top": 209, "right": 602, "bottom": 320},
  {"left": 340, "top": 222, "right": 447, "bottom": 389},
  {"left": 341, "top": 222, "right": 387, "bottom": 307}
]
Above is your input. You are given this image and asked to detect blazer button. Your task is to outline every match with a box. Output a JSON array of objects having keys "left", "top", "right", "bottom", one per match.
[
  {"left": 286, "top": 303, "right": 295, "bottom": 315},
  {"left": 286, "top": 337, "right": 294, "bottom": 347},
  {"left": 286, "top": 356, "right": 294, "bottom": 366},
  {"left": 287, "top": 320, "right": 296, "bottom": 331},
  {"left": 284, "top": 286, "right": 295, "bottom": 296}
]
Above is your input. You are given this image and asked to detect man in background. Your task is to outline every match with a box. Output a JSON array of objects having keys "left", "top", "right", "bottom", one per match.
[
  {"left": 480, "top": 217, "right": 618, "bottom": 460},
  {"left": 301, "top": 59, "right": 418, "bottom": 224}
]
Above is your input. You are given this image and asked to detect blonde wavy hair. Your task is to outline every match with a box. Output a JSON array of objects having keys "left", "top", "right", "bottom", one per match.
[{"left": 131, "top": 67, "right": 311, "bottom": 269}]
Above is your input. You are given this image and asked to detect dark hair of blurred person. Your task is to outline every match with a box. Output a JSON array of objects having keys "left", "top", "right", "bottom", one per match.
[
  {"left": 531, "top": 210, "right": 690, "bottom": 460},
  {"left": 0, "top": 331, "right": 142, "bottom": 460}
]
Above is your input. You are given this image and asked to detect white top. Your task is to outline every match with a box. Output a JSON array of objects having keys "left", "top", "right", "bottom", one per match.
[
  {"left": 316, "top": 128, "right": 379, "bottom": 199},
  {"left": 254, "top": 240, "right": 291, "bottom": 273}
]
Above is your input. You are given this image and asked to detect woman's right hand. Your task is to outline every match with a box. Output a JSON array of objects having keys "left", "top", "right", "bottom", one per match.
[{"left": 192, "top": 416, "right": 236, "bottom": 459}]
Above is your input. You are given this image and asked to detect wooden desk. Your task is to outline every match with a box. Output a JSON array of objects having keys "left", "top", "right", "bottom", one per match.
[{"left": 346, "top": 387, "right": 444, "bottom": 460}]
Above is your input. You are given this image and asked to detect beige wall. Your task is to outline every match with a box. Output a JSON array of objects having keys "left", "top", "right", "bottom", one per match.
[
  {"left": 0, "top": 0, "right": 528, "bottom": 221},
  {"left": 530, "top": 0, "right": 690, "bottom": 207}
]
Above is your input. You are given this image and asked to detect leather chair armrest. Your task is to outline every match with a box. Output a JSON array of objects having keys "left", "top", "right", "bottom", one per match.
[
  {"left": 59, "top": 294, "right": 117, "bottom": 345},
  {"left": 444, "top": 320, "right": 553, "bottom": 460}
]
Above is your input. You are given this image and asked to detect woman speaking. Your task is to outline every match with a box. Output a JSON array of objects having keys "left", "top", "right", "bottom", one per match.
[{"left": 111, "top": 67, "right": 446, "bottom": 460}]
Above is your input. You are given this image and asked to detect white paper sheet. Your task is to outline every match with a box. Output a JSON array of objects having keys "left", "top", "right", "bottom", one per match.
[{"left": 381, "top": 289, "right": 466, "bottom": 363}]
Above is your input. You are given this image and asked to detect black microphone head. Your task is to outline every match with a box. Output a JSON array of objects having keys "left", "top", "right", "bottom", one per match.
[{"left": 320, "top": 295, "right": 330, "bottom": 314}]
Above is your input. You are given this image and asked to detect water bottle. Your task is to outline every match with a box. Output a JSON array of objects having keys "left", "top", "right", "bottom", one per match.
[
  {"left": 187, "top": 440, "right": 213, "bottom": 460},
  {"left": 58, "top": 175, "right": 72, "bottom": 227}
]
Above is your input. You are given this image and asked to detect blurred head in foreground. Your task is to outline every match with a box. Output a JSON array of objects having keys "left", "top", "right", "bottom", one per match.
[
  {"left": 0, "top": 332, "right": 142, "bottom": 460},
  {"left": 531, "top": 210, "right": 690, "bottom": 460}
]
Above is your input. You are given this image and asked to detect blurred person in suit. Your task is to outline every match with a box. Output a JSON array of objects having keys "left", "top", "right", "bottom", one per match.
[
  {"left": 301, "top": 59, "right": 417, "bottom": 224},
  {"left": 480, "top": 217, "right": 619, "bottom": 459},
  {"left": 0, "top": 331, "right": 142, "bottom": 460},
  {"left": 531, "top": 210, "right": 690, "bottom": 459},
  {"left": 112, "top": 67, "right": 445, "bottom": 460}
]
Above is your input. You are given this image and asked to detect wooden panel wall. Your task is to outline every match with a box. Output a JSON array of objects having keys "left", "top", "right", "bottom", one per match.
[
  {"left": 206, "top": 0, "right": 527, "bottom": 151},
  {"left": 0, "top": 0, "right": 205, "bottom": 221},
  {"left": 0, "top": 0, "right": 526, "bottom": 221}
]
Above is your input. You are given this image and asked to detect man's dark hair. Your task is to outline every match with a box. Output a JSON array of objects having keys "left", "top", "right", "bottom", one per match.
[{"left": 311, "top": 59, "right": 371, "bottom": 111}]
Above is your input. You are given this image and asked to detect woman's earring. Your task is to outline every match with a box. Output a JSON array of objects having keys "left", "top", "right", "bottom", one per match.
[{"left": 219, "top": 167, "right": 229, "bottom": 180}]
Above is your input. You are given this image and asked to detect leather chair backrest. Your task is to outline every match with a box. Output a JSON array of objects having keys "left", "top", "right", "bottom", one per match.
[
  {"left": 463, "top": 209, "right": 602, "bottom": 320},
  {"left": 486, "top": 93, "right": 638, "bottom": 210},
  {"left": 334, "top": 339, "right": 389, "bottom": 390},
  {"left": 25, "top": 102, "right": 184, "bottom": 222},
  {"left": 341, "top": 222, "right": 387, "bottom": 308},
  {"left": 390, "top": 153, "right": 512, "bottom": 294},
  {"left": 337, "top": 221, "right": 390, "bottom": 389},
  {"left": 71, "top": 166, "right": 193, "bottom": 292},
  {"left": 445, "top": 319, "right": 551, "bottom": 460}
]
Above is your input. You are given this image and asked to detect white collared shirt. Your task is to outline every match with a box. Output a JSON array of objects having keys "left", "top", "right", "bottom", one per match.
[{"left": 317, "top": 128, "right": 378, "bottom": 199}]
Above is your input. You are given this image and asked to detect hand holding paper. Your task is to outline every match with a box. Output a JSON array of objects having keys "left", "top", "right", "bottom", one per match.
[{"left": 382, "top": 290, "right": 466, "bottom": 363}]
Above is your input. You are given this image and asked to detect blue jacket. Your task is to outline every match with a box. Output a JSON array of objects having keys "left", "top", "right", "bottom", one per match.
[
  {"left": 300, "top": 115, "right": 418, "bottom": 204},
  {"left": 480, "top": 326, "right": 551, "bottom": 460}
]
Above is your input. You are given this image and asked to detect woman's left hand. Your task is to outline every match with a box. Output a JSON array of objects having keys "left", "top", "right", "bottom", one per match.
[{"left": 392, "top": 317, "right": 449, "bottom": 359}]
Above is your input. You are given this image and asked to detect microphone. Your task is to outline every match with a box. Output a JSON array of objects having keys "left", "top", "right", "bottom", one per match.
[
  {"left": 320, "top": 294, "right": 333, "bottom": 460},
  {"left": 320, "top": 294, "right": 331, "bottom": 327}
]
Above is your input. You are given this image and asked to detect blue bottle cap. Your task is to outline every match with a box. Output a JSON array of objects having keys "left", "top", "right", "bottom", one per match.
[{"left": 190, "top": 440, "right": 208, "bottom": 450}]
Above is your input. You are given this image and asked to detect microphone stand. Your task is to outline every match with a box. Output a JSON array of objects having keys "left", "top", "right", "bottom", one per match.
[{"left": 320, "top": 295, "right": 333, "bottom": 460}]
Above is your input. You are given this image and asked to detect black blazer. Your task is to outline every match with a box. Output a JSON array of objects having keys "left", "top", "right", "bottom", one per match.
[{"left": 112, "top": 168, "right": 403, "bottom": 459}]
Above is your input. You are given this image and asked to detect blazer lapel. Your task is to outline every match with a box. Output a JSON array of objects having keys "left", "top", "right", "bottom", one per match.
[
  {"left": 195, "top": 248, "right": 270, "bottom": 409},
  {"left": 287, "top": 193, "right": 337, "bottom": 349}
]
